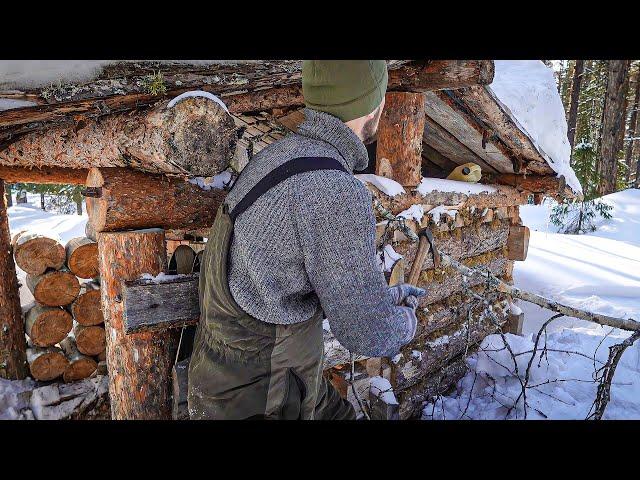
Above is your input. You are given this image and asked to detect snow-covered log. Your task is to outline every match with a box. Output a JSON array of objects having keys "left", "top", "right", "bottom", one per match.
[{"left": 0, "top": 96, "right": 238, "bottom": 177}]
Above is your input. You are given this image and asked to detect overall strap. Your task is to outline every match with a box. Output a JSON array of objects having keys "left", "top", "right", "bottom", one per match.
[{"left": 229, "top": 157, "right": 349, "bottom": 222}]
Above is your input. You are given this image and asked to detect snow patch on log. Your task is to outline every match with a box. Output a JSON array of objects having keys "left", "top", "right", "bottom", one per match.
[
  {"left": 397, "top": 204, "right": 425, "bottom": 222},
  {"left": 490, "top": 61, "right": 582, "bottom": 194},
  {"left": 427, "top": 205, "right": 458, "bottom": 224},
  {"left": 377, "top": 244, "right": 403, "bottom": 273},
  {"left": 416, "top": 177, "right": 496, "bottom": 196},
  {"left": 167, "top": 90, "right": 229, "bottom": 113},
  {"left": 188, "top": 170, "right": 235, "bottom": 191},
  {"left": 355, "top": 174, "right": 405, "bottom": 197},
  {"left": 369, "top": 376, "right": 399, "bottom": 405}
]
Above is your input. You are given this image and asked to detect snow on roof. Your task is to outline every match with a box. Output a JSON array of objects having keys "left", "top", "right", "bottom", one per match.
[{"left": 489, "top": 60, "right": 582, "bottom": 194}]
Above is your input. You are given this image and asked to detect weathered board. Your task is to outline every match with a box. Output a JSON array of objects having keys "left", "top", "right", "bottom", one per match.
[{"left": 122, "top": 274, "right": 200, "bottom": 334}]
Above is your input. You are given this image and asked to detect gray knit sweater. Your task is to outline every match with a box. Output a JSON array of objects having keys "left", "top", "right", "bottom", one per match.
[{"left": 225, "top": 109, "right": 411, "bottom": 357}]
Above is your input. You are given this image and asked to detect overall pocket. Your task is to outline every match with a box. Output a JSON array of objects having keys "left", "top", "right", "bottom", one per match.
[{"left": 279, "top": 368, "right": 308, "bottom": 420}]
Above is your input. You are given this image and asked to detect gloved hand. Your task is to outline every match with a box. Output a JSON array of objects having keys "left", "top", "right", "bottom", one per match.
[
  {"left": 389, "top": 284, "right": 426, "bottom": 307},
  {"left": 398, "top": 301, "right": 419, "bottom": 343}
]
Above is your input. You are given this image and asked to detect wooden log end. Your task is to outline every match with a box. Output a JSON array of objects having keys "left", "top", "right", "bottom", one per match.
[
  {"left": 26, "top": 306, "right": 73, "bottom": 347},
  {"left": 27, "top": 271, "right": 81, "bottom": 307},
  {"left": 66, "top": 237, "right": 99, "bottom": 279},
  {"left": 63, "top": 356, "right": 98, "bottom": 382},
  {"left": 71, "top": 288, "right": 104, "bottom": 326},
  {"left": 27, "top": 347, "right": 69, "bottom": 381},
  {"left": 75, "top": 325, "right": 106, "bottom": 356},
  {"left": 14, "top": 235, "right": 65, "bottom": 276}
]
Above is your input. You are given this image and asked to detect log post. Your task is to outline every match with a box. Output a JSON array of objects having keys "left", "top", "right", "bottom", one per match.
[
  {"left": 0, "top": 179, "right": 27, "bottom": 379},
  {"left": 98, "top": 228, "right": 179, "bottom": 419},
  {"left": 506, "top": 225, "right": 530, "bottom": 261},
  {"left": 376, "top": 92, "right": 426, "bottom": 187}
]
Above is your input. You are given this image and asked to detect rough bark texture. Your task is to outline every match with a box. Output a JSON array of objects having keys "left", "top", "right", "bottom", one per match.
[
  {"left": 12, "top": 231, "right": 65, "bottom": 275},
  {"left": 624, "top": 73, "right": 640, "bottom": 185},
  {"left": 490, "top": 173, "right": 570, "bottom": 196},
  {"left": 26, "top": 270, "right": 80, "bottom": 307},
  {"left": 70, "top": 282, "right": 103, "bottom": 326},
  {"left": 74, "top": 324, "right": 106, "bottom": 356},
  {"left": 0, "top": 97, "right": 238, "bottom": 177},
  {"left": 65, "top": 237, "right": 99, "bottom": 279},
  {"left": 86, "top": 168, "right": 226, "bottom": 234},
  {"left": 60, "top": 337, "right": 98, "bottom": 382},
  {"left": 24, "top": 304, "right": 73, "bottom": 347},
  {"left": 567, "top": 60, "right": 584, "bottom": 151},
  {"left": 387, "top": 60, "right": 494, "bottom": 92},
  {"left": 376, "top": 92, "right": 426, "bottom": 187},
  {"left": 27, "top": 346, "right": 68, "bottom": 381},
  {"left": 0, "top": 179, "right": 27, "bottom": 379},
  {"left": 0, "top": 166, "right": 87, "bottom": 185},
  {"left": 598, "top": 60, "right": 631, "bottom": 196},
  {"left": 98, "top": 228, "right": 179, "bottom": 420}
]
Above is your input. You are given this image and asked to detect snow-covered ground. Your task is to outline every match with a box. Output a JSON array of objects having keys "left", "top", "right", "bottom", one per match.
[{"left": 423, "top": 189, "right": 640, "bottom": 420}]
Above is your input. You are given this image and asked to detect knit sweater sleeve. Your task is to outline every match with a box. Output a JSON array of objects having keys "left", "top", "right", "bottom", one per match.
[{"left": 292, "top": 171, "right": 412, "bottom": 357}]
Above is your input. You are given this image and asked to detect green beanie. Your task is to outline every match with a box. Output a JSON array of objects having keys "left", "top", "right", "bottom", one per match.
[{"left": 302, "top": 60, "right": 388, "bottom": 123}]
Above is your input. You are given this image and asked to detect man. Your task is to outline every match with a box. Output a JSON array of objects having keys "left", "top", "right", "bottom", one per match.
[{"left": 188, "top": 60, "right": 425, "bottom": 420}]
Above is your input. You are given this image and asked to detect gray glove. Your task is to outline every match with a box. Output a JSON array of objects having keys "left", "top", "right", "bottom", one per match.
[{"left": 389, "top": 284, "right": 426, "bottom": 306}]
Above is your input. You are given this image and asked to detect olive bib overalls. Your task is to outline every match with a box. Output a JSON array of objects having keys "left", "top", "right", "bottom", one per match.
[{"left": 187, "top": 158, "right": 356, "bottom": 420}]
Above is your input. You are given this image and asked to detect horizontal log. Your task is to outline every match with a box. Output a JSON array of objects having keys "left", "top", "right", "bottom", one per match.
[
  {"left": 122, "top": 274, "right": 200, "bottom": 334},
  {"left": 25, "top": 304, "right": 73, "bottom": 347},
  {"left": 26, "top": 270, "right": 80, "bottom": 307},
  {"left": 74, "top": 324, "right": 106, "bottom": 356},
  {"left": 0, "top": 166, "right": 88, "bottom": 184},
  {"left": 12, "top": 231, "right": 65, "bottom": 276},
  {"left": 65, "top": 237, "right": 99, "bottom": 279},
  {"left": 388, "top": 60, "right": 494, "bottom": 92},
  {"left": 70, "top": 281, "right": 103, "bottom": 326},
  {"left": 0, "top": 97, "right": 237, "bottom": 177},
  {"left": 27, "top": 346, "right": 69, "bottom": 381},
  {"left": 490, "top": 173, "right": 569, "bottom": 195},
  {"left": 86, "top": 168, "right": 226, "bottom": 233}
]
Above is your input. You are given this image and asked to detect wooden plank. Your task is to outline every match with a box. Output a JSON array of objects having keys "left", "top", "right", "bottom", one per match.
[
  {"left": 506, "top": 225, "right": 530, "bottom": 261},
  {"left": 376, "top": 92, "right": 426, "bottom": 186},
  {"left": 421, "top": 143, "right": 459, "bottom": 173},
  {"left": 423, "top": 115, "right": 498, "bottom": 173},
  {"left": 424, "top": 91, "right": 515, "bottom": 173},
  {"left": 122, "top": 274, "right": 200, "bottom": 334}
]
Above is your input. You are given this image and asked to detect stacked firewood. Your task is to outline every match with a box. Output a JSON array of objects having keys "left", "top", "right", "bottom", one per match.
[{"left": 13, "top": 232, "right": 106, "bottom": 382}]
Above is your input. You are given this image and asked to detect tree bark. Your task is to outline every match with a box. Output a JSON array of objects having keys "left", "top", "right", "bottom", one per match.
[
  {"left": 4, "top": 182, "right": 12, "bottom": 207},
  {"left": 598, "top": 60, "right": 631, "bottom": 196},
  {"left": 70, "top": 281, "right": 103, "bottom": 326},
  {"left": 387, "top": 60, "right": 494, "bottom": 92},
  {"left": 86, "top": 167, "right": 226, "bottom": 234},
  {"left": 0, "top": 97, "right": 238, "bottom": 177},
  {"left": 24, "top": 303, "right": 73, "bottom": 347},
  {"left": 490, "top": 173, "right": 568, "bottom": 195},
  {"left": 0, "top": 165, "right": 87, "bottom": 185},
  {"left": 65, "top": 237, "right": 99, "bottom": 279},
  {"left": 12, "top": 231, "right": 65, "bottom": 275},
  {"left": 0, "top": 179, "right": 27, "bottom": 379},
  {"left": 376, "top": 92, "right": 426, "bottom": 187},
  {"left": 624, "top": 72, "right": 640, "bottom": 185},
  {"left": 567, "top": 60, "right": 584, "bottom": 151},
  {"left": 26, "top": 270, "right": 80, "bottom": 307},
  {"left": 40, "top": 192, "right": 45, "bottom": 210},
  {"left": 27, "top": 346, "right": 68, "bottom": 381},
  {"left": 60, "top": 337, "right": 98, "bottom": 382},
  {"left": 98, "top": 228, "right": 179, "bottom": 419}
]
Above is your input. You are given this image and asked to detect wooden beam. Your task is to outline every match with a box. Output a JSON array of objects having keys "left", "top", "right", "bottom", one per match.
[
  {"left": 98, "top": 228, "right": 179, "bottom": 419},
  {"left": 0, "top": 179, "right": 27, "bottom": 379},
  {"left": 0, "top": 166, "right": 87, "bottom": 185},
  {"left": 122, "top": 274, "right": 200, "bottom": 334},
  {"left": 506, "top": 225, "right": 530, "bottom": 261},
  {"left": 86, "top": 168, "right": 226, "bottom": 234},
  {"left": 0, "top": 96, "right": 238, "bottom": 177},
  {"left": 376, "top": 92, "right": 426, "bottom": 186},
  {"left": 388, "top": 60, "right": 494, "bottom": 92},
  {"left": 491, "top": 173, "right": 568, "bottom": 195},
  {"left": 424, "top": 91, "right": 515, "bottom": 173}
]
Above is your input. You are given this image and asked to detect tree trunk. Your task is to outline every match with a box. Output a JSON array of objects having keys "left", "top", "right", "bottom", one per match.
[
  {"left": 98, "top": 228, "right": 179, "bottom": 419},
  {"left": 76, "top": 198, "right": 83, "bottom": 215},
  {"left": 70, "top": 281, "right": 103, "bottom": 326},
  {"left": 74, "top": 324, "right": 106, "bottom": 356},
  {"left": 26, "top": 270, "right": 80, "bottom": 307},
  {"left": 567, "top": 60, "right": 584, "bottom": 151},
  {"left": 12, "top": 231, "right": 65, "bottom": 275},
  {"left": 0, "top": 179, "right": 27, "bottom": 379},
  {"left": 40, "top": 192, "right": 45, "bottom": 210},
  {"left": 24, "top": 303, "right": 73, "bottom": 347},
  {"left": 624, "top": 72, "right": 640, "bottom": 186},
  {"left": 4, "top": 183, "right": 12, "bottom": 207},
  {"left": 86, "top": 167, "right": 226, "bottom": 234},
  {"left": 59, "top": 337, "right": 98, "bottom": 382},
  {"left": 65, "top": 236, "right": 99, "bottom": 279},
  {"left": 598, "top": 60, "right": 631, "bottom": 196},
  {"left": 0, "top": 97, "right": 238, "bottom": 177},
  {"left": 16, "top": 190, "right": 27, "bottom": 204},
  {"left": 27, "top": 346, "right": 68, "bottom": 381},
  {"left": 376, "top": 92, "right": 426, "bottom": 187}
]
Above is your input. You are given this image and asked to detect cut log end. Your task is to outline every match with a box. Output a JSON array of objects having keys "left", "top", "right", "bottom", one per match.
[
  {"left": 27, "top": 347, "right": 69, "bottom": 381},
  {"left": 71, "top": 286, "right": 103, "bottom": 326},
  {"left": 66, "top": 237, "right": 99, "bottom": 279},
  {"left": 25, "top": 305, "right": 73, "bottom": 347},
  {"left": 13, "top": 233, "right": 65, "bottom": 276},
  {"left": 74, "top": 324, "right": 106, "bottom": 356},
  {"left": 26, "top": 271, "right": 80, "bottom": 307},
  {"left": 60, "top": 337, "right": 98, "bottom": 382}
]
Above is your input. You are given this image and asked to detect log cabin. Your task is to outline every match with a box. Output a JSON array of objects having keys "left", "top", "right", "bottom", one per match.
[{"left": 0, "top": 60, "right": 579, "bottom": 419}]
